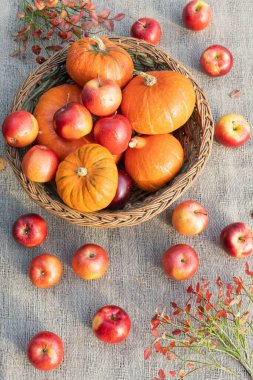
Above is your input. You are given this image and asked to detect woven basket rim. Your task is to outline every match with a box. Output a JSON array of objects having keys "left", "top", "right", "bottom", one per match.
[{"left": 6, "top": 36, "right": 214, "bottom": 228}]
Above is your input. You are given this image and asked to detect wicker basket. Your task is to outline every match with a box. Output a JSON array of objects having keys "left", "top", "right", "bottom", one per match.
[{"left": 6, "top": 36, "right": 213, "bottom": 228}]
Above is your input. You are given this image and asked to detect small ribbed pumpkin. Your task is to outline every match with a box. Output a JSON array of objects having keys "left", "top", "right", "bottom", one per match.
[
  {"left": 121, "top": 70, "right": 196, "bottom": 134},
  {"left": 56, "top": 144, "right": 118, "bottom": 212},
  {"left": 124, "top": 134, "right": 184, "bottom": 192},
  {"left": 66, "top": 37, "right": 134, "bottom": 88}
]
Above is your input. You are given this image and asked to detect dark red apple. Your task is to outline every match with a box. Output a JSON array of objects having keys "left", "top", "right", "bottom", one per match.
[
  {"left": 82, "top": 77, "right": 122, "bottom": 117},
  {"left": 2, "top": 110, "right": 39, "bottom": 147},
  {"left": 109, "top": 169, "right": 132, "bottom": 209},
  {"left": 130, "top": 18, "right": 162, "bottom": 45},
  {"left": 215, "top": 114, "right": 251, "bottom": 147},
  {"left": 94, "top": 114, "right": 132, "bottom": 155},
  {"left": 92, "top": 305, "right": 131, "bottom": 344},
  {"left": 162, "top": 244, "right": 199, "bottom": 281},
  {"left": 200, "top": 45, "right": 233, "bottom": 76},
  {"left": 72, "top": 244, "right": 109, "bottom": 280},
  {"left": 182, "top": 1, "right": 212, "bottom": 31},
  {"left": 12, "top": 213, "right": 47, "bottom": 248},
  {"left": 220, "top": 223, "right": 253, "bottom": 259},
  {"left": 172, "top": 200, "right": 208, "bottom": 235},
  {"left": 54, "top": 102, "right": 93, "bottom": 141},
  {"left": 27, "top": 331, "right": 64, "bottom": 371}
]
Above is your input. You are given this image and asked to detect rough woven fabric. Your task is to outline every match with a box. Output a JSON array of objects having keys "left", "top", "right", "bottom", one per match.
[{"left": 0, "top": 1, "right": 252, "bottom": 379}]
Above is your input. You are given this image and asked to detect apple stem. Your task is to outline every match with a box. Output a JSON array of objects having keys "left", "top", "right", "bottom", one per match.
[
  {"left": 113, "top": 111, "right": 117, "bottom": 119},
  {"left": 65, "top": 93, "right": 70, "bottom": 109},
  {"left": 133, "top": 69, "right": 157, "bottom": 87},
  {"left": 91, "top": 36, "right": 106, "bottom": 51},
  {"left": 76, "top": 167, "right": 88, "bottom": 177},
  {"left": 194, "top": 210, "right": 208, "bottom": 216},
  {"left": 97, "top": 73, "right": 102, "bottom": 87}
]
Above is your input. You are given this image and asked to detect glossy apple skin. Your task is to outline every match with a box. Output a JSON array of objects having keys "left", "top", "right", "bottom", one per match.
[
  {"left": 92, "top": 305, "right": 131, "bottom": 344},
  {"left": 27, "top": 331, "right": 64, "bottom": 371},
  {"left": 130, "top": 17, "right": 162, "bottom": 45},
  {"left": 162, "top": 244, "right": 199, "bottom": 281},
  {"left": 182, "top": 1, "right": 212, "bottom": 31},
  {"left": 22, "top": 145, "right": 59, "bottom": 182},
  {"left": 53, "top": 102, "right": 92, "bottom": 141},
  {"left": 29, "top": 254, "right": 62, "bottom": 288},
  {"left": 172, "top": 200, "right": 208, "bottom": 235},
  {"left": 94, "top": 114, "right": 132, "bottom": 155},
  {"left": 215, "top": 114, "right": 251, "bottom": 147},
  {"left": 109, "top": 169, "right": 132, "bottom": 210},
  {"left": 82, "top": 78, "right": 122, "bottom": 117},
  {"left": 72, "top": 244, "right": 109, "bottom": 280},
  {"left": 12, "top": 213, "right": 47, "bottom": 248},
  {"left": 200, "top": 45, "right": 233, "bottom": 76},
  {"left": 220, "top": 223, "right": 253, "bottom": 259},
  {"left": 2, "top": 110, "right": 39, "bottom": 147}
]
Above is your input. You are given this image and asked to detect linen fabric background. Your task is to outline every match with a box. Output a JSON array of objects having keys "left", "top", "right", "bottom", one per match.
[{"left": 0, "top": 1, "right": 252, "bottom": 379}]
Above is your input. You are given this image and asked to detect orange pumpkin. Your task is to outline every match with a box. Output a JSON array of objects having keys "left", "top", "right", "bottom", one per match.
[
  {"left": 34, "top": 84, "right": 92, "bottom": 161},
  {"left": 124, "top": 134, "right": 184, "bottom": 192},
  {"left": 55, "top": 144, "right": 118, "bottom": 212},
  {"left": 66, "top": 37, "right": 134, "bottom": 88},
  {"left": 121, "top": 71, "right": 196, "bottom": 134}
]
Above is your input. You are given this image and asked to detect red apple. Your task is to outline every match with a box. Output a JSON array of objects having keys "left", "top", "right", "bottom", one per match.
[
  {"left": 29, "top": 254, "right": 62, "bottom": 288},
  {"left": 27, "top": 331, "right": 63, "bottom": 371},
  {"left": 130, "top": 18, "right": 162, "bottom": 45},
  {"left": 215, "top": 114, "right": 251, "bottom": 147},
  {"left": 182, "top": 1, "right": 212, "bottom": 31},
  {"left": 22, "top": 145, "right": 59, "bottom": 182},
  {"left": 72, "top": 244, "right": 109, "bottom": 280},
  {"left": 200, "top": 45, "right": 233, "bottom": 76},
  {"left": 82, "top": 78, "right": 122, "bottom": 117},
  {"left": 172, "top": 200, "right": 208, "bottom": 235},
  {"left": 12, "top": 213, "right": 47, "bottom": 248},
  {"left": 92, "top": 305, "right": 131, "bottom": 344},
  {"left": 53, "top": 102, "right": 93, "bottom": 141},
  {"left": 220, "top": 223, "right": 253, "bottom": 259},
  {"left": 2, "top": 110, "right": 39, "bottom": 147},
  {"left": 162, "top": 244, "right": 199, "bottom": 281},
  {"left": 109, "top": 169, "right": 132, "bottom": 210},
  {"left": 94, "top": 114, "right": 132, "bottom": 155}
]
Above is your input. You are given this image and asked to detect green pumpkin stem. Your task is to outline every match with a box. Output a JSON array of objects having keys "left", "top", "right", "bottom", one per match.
[
  {"left": 91, "top": 36, "right": 106, "bottom": 51},
  {"left": 133, "top": 69, "right": 157, "bottom": 87},
  {"left": 76, "top": 167, "right": 88, "bottom": 177}
]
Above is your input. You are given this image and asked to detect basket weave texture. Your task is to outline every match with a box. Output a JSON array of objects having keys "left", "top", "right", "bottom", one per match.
[{"left": 6, "top": 36, "right": 214, "bottom": 228}]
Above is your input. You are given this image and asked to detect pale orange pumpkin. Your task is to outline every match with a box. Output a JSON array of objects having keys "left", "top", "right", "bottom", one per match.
[
  {"left": 55, "top": 144, "right": 118, "bottom": 212},
  {"left": 66, "top": 37, "right": 134, "bottom": 88},
  {"left": 121, "top": 70, "right": 196, "bottom": 134},
  {"left": 124, "top": 134, "right": 184, "bottom": 192},
  {"left": 34, "top": 84, "right": 92, "bottom": 161}
]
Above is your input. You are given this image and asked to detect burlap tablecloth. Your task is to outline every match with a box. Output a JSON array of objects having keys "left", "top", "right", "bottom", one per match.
[{"left": 0, "top": 1, "right": 252, "bottom": 379}]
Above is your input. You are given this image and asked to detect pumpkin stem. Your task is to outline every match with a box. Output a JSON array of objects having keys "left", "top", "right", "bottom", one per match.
[
  {"left": 133, "top": 69, "right": 157, "bottom": 87},
  {"left": 91, "top": 36, "right": 106, "bottom": 51},
  {"left": 128, "top": 137, "right": 145, "bottom": 149},
  {"left": 76, "top": 167, "right": 88, "bottom": 177}
]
